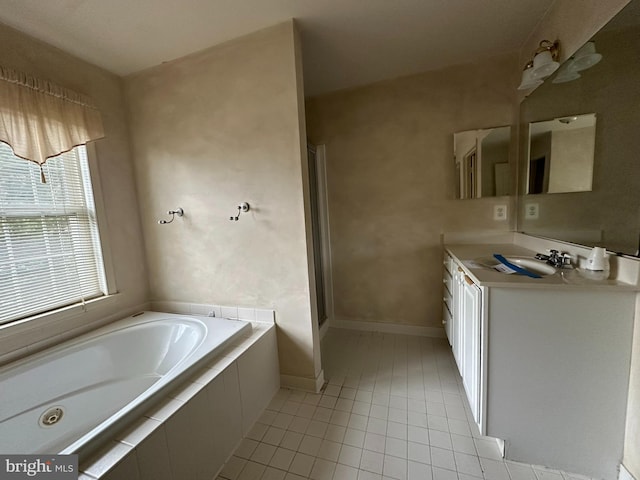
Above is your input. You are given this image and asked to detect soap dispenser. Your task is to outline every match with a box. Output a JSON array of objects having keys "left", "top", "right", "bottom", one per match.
[{"left": 584, "top": 246, "right": 610, "bottom": 280}]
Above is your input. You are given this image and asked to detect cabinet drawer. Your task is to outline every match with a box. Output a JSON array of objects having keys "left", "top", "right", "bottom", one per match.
[
  {"left": 443, "top": 271, "right": 453, "bottom": 296},
  {"left": 443, "top": 253, "right": 453, "bottom": 274},
  {"left": 443, "top": 290, "right": 452, "bottom": 315},
  {"left": 443, "top": 304, "right": 452, "bottom": 345},
  {"left": 442, "top": 302, "right": 453, "bottom": 325}
]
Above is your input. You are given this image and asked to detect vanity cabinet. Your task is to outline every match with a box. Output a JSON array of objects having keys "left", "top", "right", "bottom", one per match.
[
  {"left": 443, "top": 244, "right": 636, "bottom": 480},
  {"left": 442, "top": 252, "right": 484, "bottom": 432}
]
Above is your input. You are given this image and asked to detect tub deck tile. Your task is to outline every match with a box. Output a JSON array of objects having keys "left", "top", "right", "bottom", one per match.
[
  {"left": 170, "top": 379, "right": 206, "bottom": 402},
  {"left": 81, "top": 441, "right": 133, "bottom": 478},
  {"left": 145, "top": 397, "right": 184, "bottom": 422},
  {"left": 117, "top": 416, "right": 163, "bottom": 447}
]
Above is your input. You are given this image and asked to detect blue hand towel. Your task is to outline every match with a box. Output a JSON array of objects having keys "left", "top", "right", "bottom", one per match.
[{"left": 493, "top": 254, "right": 542, "bottom": 279}]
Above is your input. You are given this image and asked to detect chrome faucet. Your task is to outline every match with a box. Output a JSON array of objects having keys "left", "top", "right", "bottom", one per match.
[{"left": 535, "top": 249, "right": 573, "bottom": 268}]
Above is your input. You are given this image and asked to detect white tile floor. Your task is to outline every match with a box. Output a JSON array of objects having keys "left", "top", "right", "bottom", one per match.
[{"left": 217, "top": 329, "right": 594, "bottom": 480}]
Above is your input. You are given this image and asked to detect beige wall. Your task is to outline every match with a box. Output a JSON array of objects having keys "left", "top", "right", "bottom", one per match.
[
  {"left": 0, "top": 22, "right": 148, "bottom": 361},
  {"left": 520, "top": 1, "right": 640, "bottom": 476},
  {"left": 125, "top": 21, "right": 321, "bottom": 385},
  {"left": 519, "top": 0, "right": 629, "bottom": 74},
  {"left": 548, "top": 127, "right": 594, "bottom": 193},
  {"left": 306, "top": 53, "right": 518, "bottom": 331}
]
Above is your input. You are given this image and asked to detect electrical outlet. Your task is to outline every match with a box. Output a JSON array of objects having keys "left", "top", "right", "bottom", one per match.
[
  {"left": 493, "top": 204, "right": 508, "bottom": 221},
  {"left": 525, "top": 203, "right": 539, "bottom": 219}
]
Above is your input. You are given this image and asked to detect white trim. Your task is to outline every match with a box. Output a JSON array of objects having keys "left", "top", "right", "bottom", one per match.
[
  {"left": 620, "top": 464, "right": 637, "bottom": 480},
  {"left": 314, "top": 145, "right": 335, "bottom": 322},
  {"left": 281, "top": 369, "right": 325, "bottom": 393},
  {"left": 319, "top": 317, "right": 330, "bottom": 340},
  {"left": 330, "top": 317, "right": 446, "bottom": 338},
  {"left": 85, "top": 142, "right": 117, "bottom": 295},
  {"left": 0, "top": 293, "right": 121, "bottom": 336},
  {"left": 480, "top": 284, "right": 489, "bottom": 436},
  {"left": 494, "top": 437, "right": 505, "bottom": 458}
]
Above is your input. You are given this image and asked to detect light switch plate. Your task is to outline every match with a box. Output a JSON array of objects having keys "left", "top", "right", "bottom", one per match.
[
  {"left": 493, "top": 204, "right": 508, "bottom": 221},
  {"left": 525, "top": 203, "right": 539, "bottom": 219}
]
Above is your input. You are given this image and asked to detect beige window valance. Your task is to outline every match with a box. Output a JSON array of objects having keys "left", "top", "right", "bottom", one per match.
[{"left": 0, "top": 65, "right": 104, "bottom": 180}]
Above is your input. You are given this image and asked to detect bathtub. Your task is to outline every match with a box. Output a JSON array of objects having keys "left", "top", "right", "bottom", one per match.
[{"left": 0, "top": 311, "right": 251, "bottom": 457}]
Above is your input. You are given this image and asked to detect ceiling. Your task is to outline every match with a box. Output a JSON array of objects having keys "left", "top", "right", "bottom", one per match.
[{"left": 0, "top": 0, "right": 555, "bottom": 97}]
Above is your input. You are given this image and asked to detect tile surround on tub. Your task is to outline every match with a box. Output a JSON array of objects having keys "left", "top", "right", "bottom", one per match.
[
  {"left": 79, "top": 321, "right": 279, "bottom": 479},
  {"left": 82, "top": 441, "right": 134, "bottom": 478},
  {"left": 151, "top": 300, "right": 275, "bottom": 324}
]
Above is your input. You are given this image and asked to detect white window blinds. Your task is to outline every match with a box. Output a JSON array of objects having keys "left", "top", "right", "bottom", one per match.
[{"left": 0, "top": 142, "right": 107, "bottom": 324}]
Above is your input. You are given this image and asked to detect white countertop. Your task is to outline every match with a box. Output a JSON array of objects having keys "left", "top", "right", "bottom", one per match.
[{"left": 445, "top": 243, "right": 638, "bottom": 290}]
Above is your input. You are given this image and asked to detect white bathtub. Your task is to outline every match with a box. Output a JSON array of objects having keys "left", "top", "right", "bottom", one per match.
[{"left": 0, "top": 311, "right": 251, "bottom": 456}]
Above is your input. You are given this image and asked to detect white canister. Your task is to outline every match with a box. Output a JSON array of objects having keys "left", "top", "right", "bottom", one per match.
[{"left": 584, "top": 246, "right": 610, "bottom": 279}]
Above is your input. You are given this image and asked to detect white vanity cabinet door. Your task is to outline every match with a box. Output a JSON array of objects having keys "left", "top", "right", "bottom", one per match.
[
  {"left": 444, "top": 252, "right": 484, "bottom": 434},
  {"left": 452, "top": 267, "right": 465, "bottom": 372},
  {"left": 461, "top": 275, "right": 482, "bottom": 427}
]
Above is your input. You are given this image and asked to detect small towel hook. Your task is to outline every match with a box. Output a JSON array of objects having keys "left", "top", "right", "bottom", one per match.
[
  {"left": 158, "top": 208, "right": 184, "bottom": 224},
  {"left": 230, "top": 202, "right": 250, "bottom": 221}
]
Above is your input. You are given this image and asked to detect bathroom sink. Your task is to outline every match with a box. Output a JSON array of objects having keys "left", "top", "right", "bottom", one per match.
[{"left": 474, "top": 256, "right": 557, "bottom": 277}]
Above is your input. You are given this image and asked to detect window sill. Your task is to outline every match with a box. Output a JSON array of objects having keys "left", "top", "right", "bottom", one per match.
[
  {"left": 1, "top": 294, "right": 119, "bottom": 334},
  {"left": 0, "top": 294, "right": 124, "bottom": 366}
]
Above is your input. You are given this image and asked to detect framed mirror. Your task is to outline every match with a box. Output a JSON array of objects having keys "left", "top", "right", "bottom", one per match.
[
  {"left": 454, "top": 126, "right": 512, "bottom": 199},
  {"left": 517, "top": 0, "right": 640, "bottom": 256}
]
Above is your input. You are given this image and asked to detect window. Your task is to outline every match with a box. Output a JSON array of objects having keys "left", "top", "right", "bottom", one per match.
[{"left": 0, "top": 143, "right": 107, "bottom": 325}]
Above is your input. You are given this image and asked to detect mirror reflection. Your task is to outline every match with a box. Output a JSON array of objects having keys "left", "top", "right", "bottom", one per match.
[
  {"left": 517, "top": 0, "right": 640, "bottom": 256},
  {"left": 454, "top": 126, "right": 511, "bottom": 199},
  {"left": 527, "top": 113, "right": 596, "bottom": 194}
]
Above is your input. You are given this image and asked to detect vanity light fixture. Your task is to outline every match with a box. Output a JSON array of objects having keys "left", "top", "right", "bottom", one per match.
[
  {"left": 517, "top": 61, "right": 544, "bottom": 90},
  {"left": 517, "top": 40, "right": 560, "bottom": 90},
  {"left": 553, "top": 41, "right": 602, "bottom": 84},
  {"left": 531, "top": 40, "right": 560, "bottom": 79},
  {"left": 571, "top": 41, "right": 602, "bottom": 71},
  {"left": 552, "top": 62, "right": 581, "bottom": 84}
]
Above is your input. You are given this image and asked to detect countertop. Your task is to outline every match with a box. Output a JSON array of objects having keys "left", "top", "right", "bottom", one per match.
[{"left": 445, "top": 243, "right": 638, "bottom": 290}]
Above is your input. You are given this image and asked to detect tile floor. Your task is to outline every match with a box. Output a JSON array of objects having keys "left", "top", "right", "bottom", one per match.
[{"left": 217, "top": 329, "right": 593, "bottom": 480}]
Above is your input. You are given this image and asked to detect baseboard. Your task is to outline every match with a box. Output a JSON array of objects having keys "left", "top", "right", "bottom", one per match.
[
  {"left": 620, "top": 464, "right": 637, "bottom": 480},
  {"left": 281, "top": 369, "right": 325, "bottom": 393},
  {"left": 495, "top": 437, "right": 505, "bottom": 458},
  {"left": 319, "top": 319, "right": 330, "bottom": 341},
  {"left": 315, "top": 370, "right": 326, "bottom": 392},
  {"left": 330, "top": 317, "right": 446, "bottom": 338}
]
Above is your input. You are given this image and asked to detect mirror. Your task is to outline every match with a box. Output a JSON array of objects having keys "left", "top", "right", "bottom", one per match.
[
  {"left": 454, "top": 126, "right": 511, "bottom": 199},
  {"left": 527, "top": 113, "right": 596, "bottom": 194},
  {"left": 518, "top": 0, "right": 640, "bottom": 256}
]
